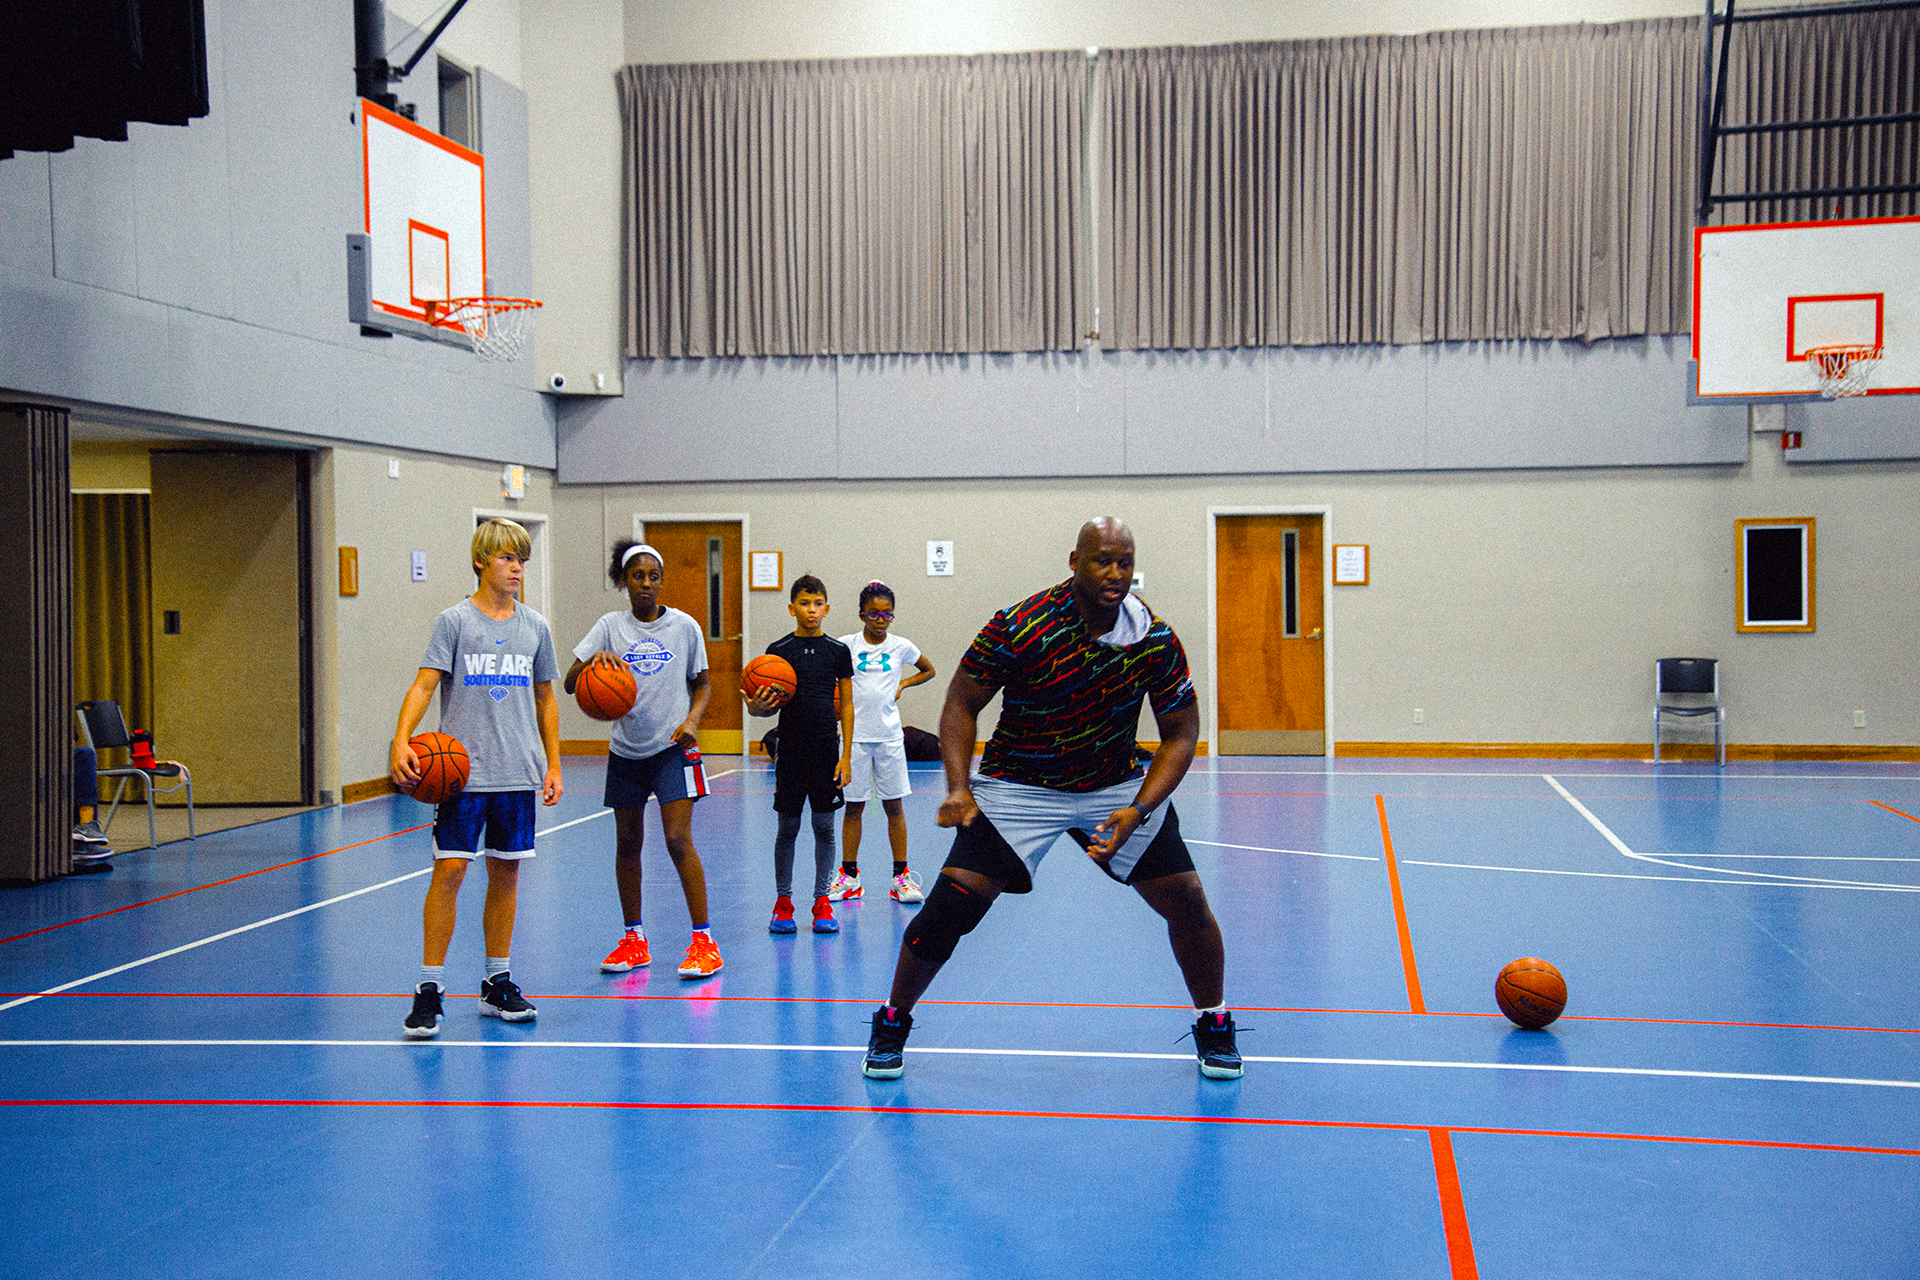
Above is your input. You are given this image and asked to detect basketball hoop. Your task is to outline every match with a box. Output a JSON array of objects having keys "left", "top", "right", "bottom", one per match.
[
  {"left": 1805, "top": 344, "right": 1881, "bottom": 399},
  {"left": 428, "top": 296, "right": 542, "bottom": 362}
]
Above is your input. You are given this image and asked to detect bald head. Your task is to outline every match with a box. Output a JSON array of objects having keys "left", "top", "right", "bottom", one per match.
[{"left": 1075, "top": 517, "right": 1134, "bottom": 559}]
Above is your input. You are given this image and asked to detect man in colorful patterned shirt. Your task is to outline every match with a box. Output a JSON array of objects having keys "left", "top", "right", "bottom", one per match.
[{"left": 863, "top": 518, "right": 1241, "bottom": 1081}]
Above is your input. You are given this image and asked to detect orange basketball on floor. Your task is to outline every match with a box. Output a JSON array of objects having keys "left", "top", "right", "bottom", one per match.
[
  {"left": 407, "top": 731, "right": 470, "bottom": 806},
  {"left": 1496, "top": 956, "right": 1567, "bottom": 1029},
  {"left": 742, "top": 653, "right": 797, "bottom": 702},
  {"left": 575, "top": 660, "right": 638, "bottom": 721}
]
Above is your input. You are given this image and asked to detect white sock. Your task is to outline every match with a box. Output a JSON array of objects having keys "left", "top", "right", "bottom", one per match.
[
  {"left": 418, "top": 965, "right": 445, "bottom": 992},
  {"left": 1196, "top": 1002, "right": 1227, "bottom": 1016},
  {"left": 485, "top": 956, "right": 510, "bottom": 980}
]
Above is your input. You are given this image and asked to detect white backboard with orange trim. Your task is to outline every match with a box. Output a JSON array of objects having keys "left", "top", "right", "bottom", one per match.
[
  {"left": 357, "top": 99, "right": 486, "bottom": 333},
  {"left": 1693, "top": 216, "right": 1920, "bottom": 399}
]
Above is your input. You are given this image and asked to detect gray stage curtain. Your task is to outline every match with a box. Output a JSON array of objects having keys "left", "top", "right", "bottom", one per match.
[
  {"left": 1712, "top": 8, "right": 1919, "bottom": 225},
  {"left": 622, "top": 52, "right": 1084, "bottom": 358},
  {"left": 1099, "top": 20, "right": 1703, "bottom": 350}
]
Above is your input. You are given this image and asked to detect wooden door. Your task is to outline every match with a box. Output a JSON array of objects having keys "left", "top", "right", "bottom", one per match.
[
  {"left": 1215, "top": 514, "right": 1325, "bottom": 754},
  {"left": 638, "top": 520, "right": 743, "bottom": 755},
  {"left": 150, "top": 451, "right": 308, "bottom": 803}
]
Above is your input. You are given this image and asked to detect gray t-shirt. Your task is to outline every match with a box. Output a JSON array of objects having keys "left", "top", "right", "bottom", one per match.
[
  {"left": 421, "top": 598, "right": 560, "bottom": 792},
  {"left": 574, "top": 606, "right": 708, "bottom": 760}
]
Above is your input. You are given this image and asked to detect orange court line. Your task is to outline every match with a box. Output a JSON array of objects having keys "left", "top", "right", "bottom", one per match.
[
  {"left": 1872, "top": 800, "right": 1920, "bottom": 823},
  {"left": 1376, "top": 794, "right": 1427, "bottom": 1014},
  {"left": 0, "top": 825, "right": 433, "bottom": 948},
  {"left": 1429, "top": 1129, "right": 1481, "bottom": 1280},
  {"left": 4, "top": 1097, "right": 1919, "bottom": 1160}
]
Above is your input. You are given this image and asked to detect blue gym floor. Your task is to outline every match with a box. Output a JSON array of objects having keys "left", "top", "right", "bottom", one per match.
[{"left": 3, "top": 756, "right": 1918, "bottom": 1279}]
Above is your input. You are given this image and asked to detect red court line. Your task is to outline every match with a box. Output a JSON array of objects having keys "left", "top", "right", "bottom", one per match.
[
  {"left": 4, "top": 1097, "right": 1919, "bottom": 1159},
  {"left": 1429, "top": 1129, "right": 1480, "bottom": 1280},
  {"left": 0, "top": 825, "right": 433, "bottom": 947},
  {"left": 11, "top": 991, "right": 1913, "bottom": 1035},
  {"left": 1873, "top": 800, "right": 1920, "bottom": 824},
  {"left": 1375, "top": 794, "right": 1427, "bottom": 1014}
]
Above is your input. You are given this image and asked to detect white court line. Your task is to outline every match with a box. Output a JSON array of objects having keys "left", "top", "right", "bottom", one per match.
[
  {"left": 0, "top": 870, "right": 433, "bottom": 1013},
  {"left": 3, "top": 1038, "right": 1916, "bottom": 1091},
  {"left": 1186, "top": 839, "right": 1376, "bottom": 862},
  {"left": 1541, "top": 774, "right": 1920, "bottom": 893},
  {"left": 1402, "top": 859, "right": 1920, "bottom": 891},
  {"left": 0, "top": 804, "right": 656, "bottom": 1016}
]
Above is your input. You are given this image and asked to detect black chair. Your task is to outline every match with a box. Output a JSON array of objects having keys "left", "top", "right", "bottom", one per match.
[
  {"left": 1653, "top": 659, "right": 1725, "bottom": 766},
  {"left": 75, "top": 700, "right": 196, "bottom": 849}
]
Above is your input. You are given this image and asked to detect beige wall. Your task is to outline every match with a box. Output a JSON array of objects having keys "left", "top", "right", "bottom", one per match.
[
  {"left": 323, "top": 444, "right": 557, "bottom": 791},
  {"left": 388, "top": 0, "right": 526, "bottom": 85},
  {"left": 69, "top": 442, "right": 153, "bottom": 491},
  {"left": 548, "top": 429, "right": 1920, "bottom": 754}
]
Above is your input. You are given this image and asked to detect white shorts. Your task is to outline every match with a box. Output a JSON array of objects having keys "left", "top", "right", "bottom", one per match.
[
  {"left": 968, "top": 774, "right": 1170, "bottom": 884},
  {"left": 845, "top": 739, "right": 911, "bottom": 803}
]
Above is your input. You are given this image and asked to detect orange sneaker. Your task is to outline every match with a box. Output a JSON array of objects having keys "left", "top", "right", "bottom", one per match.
[
  {"left": 600, "top": 930, "right": 651, "bottom": 972},
  {"left": 677, "top": 933, "right": 724, "bottom": 978}
]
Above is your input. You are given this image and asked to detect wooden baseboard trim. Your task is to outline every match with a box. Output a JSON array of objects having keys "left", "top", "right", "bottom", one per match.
[
  {"left": 342, "top": 777, "right": 397, "bottom": 804},
  {"left": 561, "top": 739, "right": 612, "bottom": 757},
  {"left": 1333, "top": 741, "right": 1920, "bottom": 762}
]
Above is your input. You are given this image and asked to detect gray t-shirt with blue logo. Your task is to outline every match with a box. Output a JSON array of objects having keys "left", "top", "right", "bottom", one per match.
[
  {"left": 421, "top": 598, "right": 560, "bottom": 792},
  {"left": 573, "top": 606, "right": 708, "bottom": 760}
]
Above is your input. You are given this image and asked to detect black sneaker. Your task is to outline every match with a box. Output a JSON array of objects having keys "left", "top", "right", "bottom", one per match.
[
  {"left": 478, "top": 973, "right": 537, "bottom": 1022},
  {"left": 1191, "top": 1011, "right": 1243, "bottom": 1079},
  {"left": 403, "top": 983, "right": 444, "bottom": 1039},
  {"left": 863, "top": 1006, "right": 912, "bottom": 1079}
]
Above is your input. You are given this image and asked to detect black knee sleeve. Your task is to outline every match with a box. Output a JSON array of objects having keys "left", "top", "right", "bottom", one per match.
[{"left": 902, "top": 874, "right": 992, "bottom": 964}]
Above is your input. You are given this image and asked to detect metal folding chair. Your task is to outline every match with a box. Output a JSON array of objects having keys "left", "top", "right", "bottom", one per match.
[
  {"left": 1653, "top": 658, "right": 1725, "bottom": 766},
  {"left": 75, "top": 700, "right": 195, "bottom": 849}
]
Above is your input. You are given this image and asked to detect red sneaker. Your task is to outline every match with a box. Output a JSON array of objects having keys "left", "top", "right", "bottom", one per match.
[
  {"left": 678, "top": 933, "right": 724, "bottom": 978},
  {"left": 811, "top": 895, "right": 839, "bottom": 934},
  {"left": 600, "top": 930, "right": 650, "bottom": 972},
  {"left": 769, "top": 896, "right": 798, "bottom": 934}
]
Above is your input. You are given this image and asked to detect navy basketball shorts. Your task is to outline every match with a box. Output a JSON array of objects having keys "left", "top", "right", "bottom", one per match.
[
  {"left": 604, "top": 741, "right": 708, "bottom": 810},
  {"left": 433, "top": 790, "right": 537, "bottom": 860}
]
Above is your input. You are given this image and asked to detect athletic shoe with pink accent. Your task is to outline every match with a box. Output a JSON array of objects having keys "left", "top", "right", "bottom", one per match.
[
  {"left": 600, "top": 930, "right": 650, "bottom": 972},
  {"left": 769, "top": 896, "right": 798, "bottom": 934},
  {"left": 811, "top": 895, "right": 839, "bottom": 934},
  {"left": 677, "top": 934, "right": 724, "bottom": 978},
  {"left": 890, "top": 869, "right": 924, "bottom": 903},
  {"left": 827, "top": 869, "right": 863, "bottom": 901}
]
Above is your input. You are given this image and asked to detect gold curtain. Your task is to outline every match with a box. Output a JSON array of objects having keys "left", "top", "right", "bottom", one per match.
[{"left": 71, "top": 493, "right": 152, "bottom": 770}]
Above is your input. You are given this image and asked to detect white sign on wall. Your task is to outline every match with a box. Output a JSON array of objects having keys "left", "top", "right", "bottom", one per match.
[{"left": 927, "top": 541, "right": 954, "bottom": 576}]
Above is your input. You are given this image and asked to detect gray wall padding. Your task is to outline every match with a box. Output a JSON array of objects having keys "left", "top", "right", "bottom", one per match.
[{"left": 558, "top": 337, "right": 1750, "bottom": 482}]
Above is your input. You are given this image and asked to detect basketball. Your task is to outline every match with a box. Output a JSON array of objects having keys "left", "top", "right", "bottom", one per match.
[
  {"left": 407, "top": 731, "right": 470, "bottom": 806},
  {"left": 742, "top": 653, "right": 797, "bottom": 702},
  {"left": 575, "top": 660, "right": 638, "bottom": 721},
  {"left": 1496, "top": 957, "right": 1567, "bottom": 1029}
]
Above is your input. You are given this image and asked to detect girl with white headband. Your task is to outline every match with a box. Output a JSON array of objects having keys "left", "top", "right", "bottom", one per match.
[{"left": 564, "top": 539, "right": 722, "bottom": 979}]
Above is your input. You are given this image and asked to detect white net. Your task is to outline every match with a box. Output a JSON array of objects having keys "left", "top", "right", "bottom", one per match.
[
  {"left": 1807, "top": 344, "right": 1881, "bottom": 399},
  {"left": 437, "top": 297, "right": 542, "bottom": 362}
]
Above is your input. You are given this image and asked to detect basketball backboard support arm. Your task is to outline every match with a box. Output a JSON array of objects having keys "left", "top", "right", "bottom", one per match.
[
  {"left": 354, "top": 0, "right": 472, "bottom": 113},
  {"left": 1697, "top": 0, "right": 1920, "bottom": 223}
]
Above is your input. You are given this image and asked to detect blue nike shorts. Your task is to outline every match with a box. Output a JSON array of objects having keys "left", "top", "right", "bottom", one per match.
[{"left": 433, "top": 790, "right": 537, "bottom": 860}]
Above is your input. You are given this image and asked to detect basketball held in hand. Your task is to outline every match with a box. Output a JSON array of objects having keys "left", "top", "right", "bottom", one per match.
[
  {"left": 742, "top": 654, "right": 798, "bottom": 702},
  {"left": 408, "top": 732, "right": 470, "bottom": 805},
  {"left": 1495, "top": 956, "right": 1567, "bottom": 1029},
  {"left": 576, "top": 660, "right": 638, "bottom": 721}
]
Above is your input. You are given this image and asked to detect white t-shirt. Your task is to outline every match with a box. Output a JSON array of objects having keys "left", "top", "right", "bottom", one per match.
[
  {"left": 839, "top": 631, "right": 922, "bottom": 743},
  {"left": 574, "top": 607, "right": 709, "bottom": 760},
  {"left": 421, "top": 599, "right": 560, "bottom": 792}
]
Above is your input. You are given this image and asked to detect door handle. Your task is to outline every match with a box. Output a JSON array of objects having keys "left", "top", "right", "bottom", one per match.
[
  {"left": 726, "top": 634, "right": 743, "bottom": 642},
  {"left": 1306, "top": 628, "right": 1323, "bottom": 641}
]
